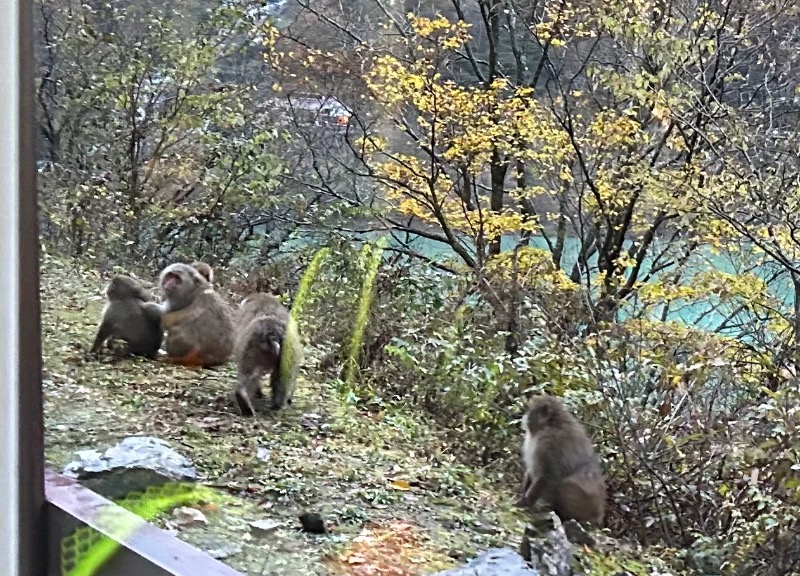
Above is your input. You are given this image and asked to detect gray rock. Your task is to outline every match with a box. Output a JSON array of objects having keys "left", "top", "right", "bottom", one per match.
[
  {"left": 518, "top": 513, "right": 575, "bottom": 576},
  {"left": 525, "top": 524, "right": 573, "bottom": 576},
  {"left": 62, "top": 436, "right": 197, "bottom": 500},
  {"left": 204, "top": 544, "right": 243, "bottom": 560},
  {"left": 249, "top": 519, "right": 281, "bottom": 534},
  {"left": 431, "top": 547, "right": 540, "bottom": 576},
  {"left": 561, "top": 519, "right": 595, "bottom": 548}
]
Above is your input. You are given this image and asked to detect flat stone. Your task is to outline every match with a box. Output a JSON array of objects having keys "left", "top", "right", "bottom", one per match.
[
  {"left": 431, "top": 548, "right": 540, "bottom": 576},
  {"left": 62, "top": 436, "right": 197, "bottom": 500},
  {"left": 249, "top": 519, "right": 281, "bottom": 534},
  {"left": 204, "top": 543, "right": 243, "bottom": 560},
  {"left": 172, "top": 506, "right": 208, "bottom": 526}
]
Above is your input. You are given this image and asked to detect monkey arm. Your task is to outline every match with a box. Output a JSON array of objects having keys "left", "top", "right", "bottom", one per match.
[
  {"left": 160, "top": 306, "right": 201, "bottom": 331},
  {"left": 90, "top": 321, "right": 113, "bottom": 353},
  {"left": 519, "top": 476, "right": 545, "bottom": 510},
  {"left": 140, "top": 301, "right": 164, "bottom": 323},
  {"left": 516, "top": 473, "right": 533, "bottom": 507}
]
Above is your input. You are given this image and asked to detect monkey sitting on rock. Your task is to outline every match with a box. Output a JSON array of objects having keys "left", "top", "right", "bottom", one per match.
[
  {"left": 517, "top": 395, "right": 606, "bottom": 526},
  {"left": 90, "top": 274, "right": 163, "bottom": 359},
  {"left": 233, "top": 293, "right": 303, "bottom": 415},
  {"left": 150, "top": 262, "right": 235, "bottom": 368}
]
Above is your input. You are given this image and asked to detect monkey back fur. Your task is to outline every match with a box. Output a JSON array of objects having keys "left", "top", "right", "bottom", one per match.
[
  {"left": 233, "top": 293, "right": 303, "bottom": 415},
  {"left": 90, "top": 274, "right": 163, "bottom": 358}
]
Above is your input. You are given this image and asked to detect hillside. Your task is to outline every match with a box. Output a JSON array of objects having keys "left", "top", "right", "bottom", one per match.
[{"left": 40, "top": 254, "right": 526, "bottom": 575}]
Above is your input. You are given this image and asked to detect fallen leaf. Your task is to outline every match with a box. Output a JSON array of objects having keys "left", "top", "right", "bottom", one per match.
[
  {"left": 390, "top": 479, "right": 411, "bottom": 491},
  {"left": 249, "top": 519, "right": 281, "bottom": 533},
  {"left": 172, "top": 506, "right": 207, "bottom": 526}
]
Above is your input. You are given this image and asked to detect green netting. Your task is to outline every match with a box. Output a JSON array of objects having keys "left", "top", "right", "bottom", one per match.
[{"left": 59, "top": 482, "right": 219, "bottom": 576}]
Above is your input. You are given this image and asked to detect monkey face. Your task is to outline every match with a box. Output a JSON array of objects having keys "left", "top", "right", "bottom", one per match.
[
  {"left": 159, "top": 263, "right": 206, "bottom": 301},
  {"left": 161, "top": 270, "right": 184, "bottom": 293},
  {"left": 160, "top": 263, "right": 191, "bottom": 293}
]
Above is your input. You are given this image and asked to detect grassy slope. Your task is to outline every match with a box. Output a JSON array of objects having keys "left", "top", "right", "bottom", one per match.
[{"left": 41, "top": 254, "right": 526, "bottom": 575}]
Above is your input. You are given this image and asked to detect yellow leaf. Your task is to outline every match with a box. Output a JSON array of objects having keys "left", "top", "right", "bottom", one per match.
[{"left": 390, "top": 479, "right": 411, "bottom": 491}]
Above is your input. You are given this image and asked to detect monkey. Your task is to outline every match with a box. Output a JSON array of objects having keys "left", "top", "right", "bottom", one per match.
[
  {"left": 152, "top": 262, "right": 235, "bottom": 367},
  {"left": 517, "top": 395, "right": 606, "bottom": 526},
  {"left": 192, "top": 261, "right": 213, "bottom": 284},
  {"left": 90, "top": 274, "right": 163, "bottom": 359},
  {"left": 233, "top": 292, "right": 303, "bottom": 415}
]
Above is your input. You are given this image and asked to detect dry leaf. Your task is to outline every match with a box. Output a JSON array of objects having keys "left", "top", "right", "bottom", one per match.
[
  {"left": 390, "top": 479, "right": 411, "bottom": 491},
  {"left": 348, "top": 555, "right": 367, "bottom": 564}
]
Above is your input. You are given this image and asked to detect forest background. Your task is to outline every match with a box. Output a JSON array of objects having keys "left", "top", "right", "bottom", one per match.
[{"left": 34, "top": 0, "right": 800, "bottom": 574}]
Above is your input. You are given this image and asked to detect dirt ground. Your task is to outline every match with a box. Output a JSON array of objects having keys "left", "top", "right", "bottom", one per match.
[{"left": 40, "top": 256, "right": 526, "bottom": 575}]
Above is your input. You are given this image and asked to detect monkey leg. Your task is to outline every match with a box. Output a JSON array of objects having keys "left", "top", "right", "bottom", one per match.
[
  {"left": 111, "top": 343, "right": 136, "bottom": 359},
  {"left": 141, "top": 350, "right": 160, "bottom": 361},
  {"left": 234, "top": 388, "right": 256, "bottom": 416},
  {"left": 557, "top": 473, "right": 605, "bottom": 526},
  {"left": 165, "top": 348, "right": 207, "bottom": 368},
  {"left": 163, "top": 329, "right": 210, "bottom": 367},
  {"left": 268, "top": 369, "right": 293, "bottom": 410},
  {"left": 234, "top": 371, "right": 261, "bottom": 417}
]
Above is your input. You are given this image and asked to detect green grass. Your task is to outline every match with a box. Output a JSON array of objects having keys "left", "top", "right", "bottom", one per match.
[{"left": 40, "top": 251, "right": 526, "bottom": 576}]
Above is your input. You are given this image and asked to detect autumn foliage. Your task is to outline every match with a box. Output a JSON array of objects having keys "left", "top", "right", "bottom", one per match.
[{"left": 36, "top": 0, "right": 800, "bottom": 572}]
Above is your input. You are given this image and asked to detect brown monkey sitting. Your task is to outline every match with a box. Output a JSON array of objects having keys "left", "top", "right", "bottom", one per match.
[
  {"left": 153, "top": 262, "right": 235, "bottom": 367},
  {"left": 233, "top": 293, "right": 303, "bottom": 415},
  {"left": 517, "top": 395, "right": 606, "bottom": 526},
  {"left": 90, "top": 274, "right": 163, "bottom": 359}
]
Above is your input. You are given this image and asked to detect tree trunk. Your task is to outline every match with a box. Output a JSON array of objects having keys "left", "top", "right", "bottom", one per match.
[{"left": 488, "top": 148, "right": 507, "bottom": 256}]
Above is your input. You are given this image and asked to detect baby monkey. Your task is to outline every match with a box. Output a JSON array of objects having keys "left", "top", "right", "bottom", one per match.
[
  {"left": 90, "top": 274, "right": 163, "bottom": 359},
  {"left": 518, "top": 395, "right": 606, "bottom": 526},
  {"left": 234, "top": 293, "right": 303, "bottom": 416}
]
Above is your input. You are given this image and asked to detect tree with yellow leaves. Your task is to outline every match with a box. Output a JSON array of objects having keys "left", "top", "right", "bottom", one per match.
[{"left": 267, "top": 0, "right": 799, "bottom": 344}]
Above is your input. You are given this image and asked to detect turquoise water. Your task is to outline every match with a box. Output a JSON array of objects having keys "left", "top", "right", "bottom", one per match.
[{"left": 279, "top": 229, "right": 792, "bottom": 337}]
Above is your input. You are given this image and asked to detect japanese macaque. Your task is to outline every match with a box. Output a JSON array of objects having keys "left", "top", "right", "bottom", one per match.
[
  {"left": 153, "top": 262, "right": 235, "bottom": 367},
  {"left": 90, "top": 274, "right": 163, "bottom": 359},
  {"left": 517, "top": 395, "right": 606, "bottom": 526},
  {"left": 192, "top": 261, "right": 213, "bottom": 284},
  {"left": 233, "top": 293, "right": 303, "bottom": 415}
]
